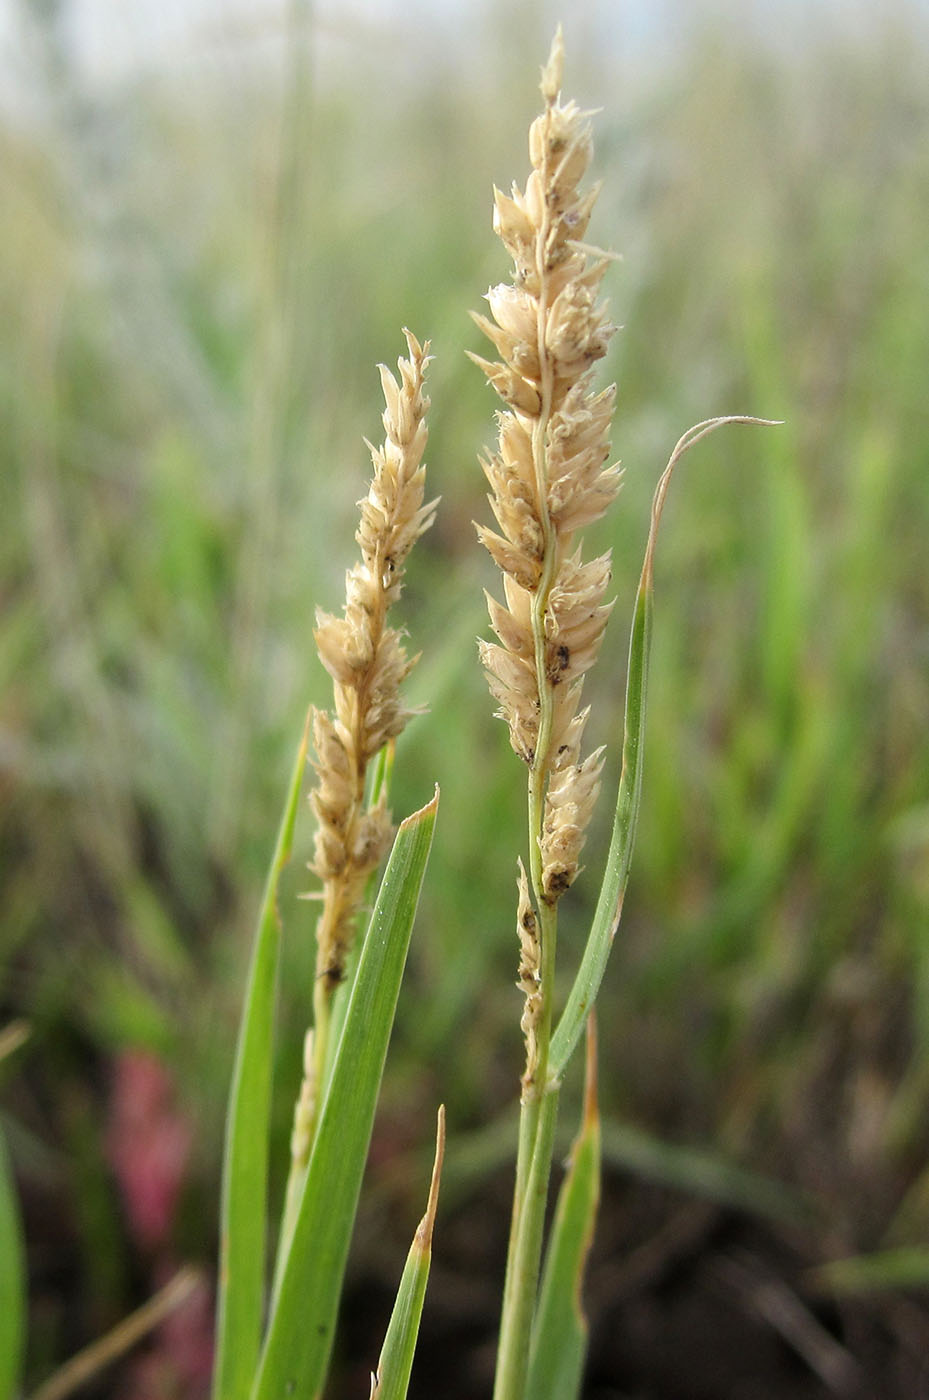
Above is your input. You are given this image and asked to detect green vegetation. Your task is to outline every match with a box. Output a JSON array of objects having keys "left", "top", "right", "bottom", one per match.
[{"left": 1, "top": 5, "right": 928, "bottom": 1396}]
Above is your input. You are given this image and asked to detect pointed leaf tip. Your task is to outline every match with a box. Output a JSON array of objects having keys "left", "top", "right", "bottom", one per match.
[
  {"left": 399, "top": 785, "right": 440, "bottom": 833},
  {"left": 416, "top": 1105, "right": 446, "bottom": 1254},
  {"left": 369, "top": 1105, "right": 446, "bottom": 1400}
]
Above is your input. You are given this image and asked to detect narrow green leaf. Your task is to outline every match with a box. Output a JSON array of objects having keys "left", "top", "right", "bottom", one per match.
[
  {"left": 527, "top": 1019, "right": 601, "bottom": 1400},
  {"left": 368, "top": 735, "right": 396, "bottom": 809},
  {"left": 809, "top": 1247, "right": 929, "bottom": 1296},
  {"left": 370, "top": 1106, "right": 446, "bottom": 1400},
  {"left": 601, "top": 1121, "right": 810, "bottom": 1224},
  {"left": 269, "top": 739, "right": 398, "bottom": 1308},
  {"left": 213, "top": 715, "right": 311, "bottom": 1400},
  {"left": 551, "top": 418, "right": 779, "bottom": 1080},
  {"left": 0, "top": 1122, "right": 25, "bottom": 1400},
  {"left": 253, "top": 788, "right": 439, "bottom": 1400},
  {"left": 549, "top": 576, "right": 649, "bottom": 1084}
]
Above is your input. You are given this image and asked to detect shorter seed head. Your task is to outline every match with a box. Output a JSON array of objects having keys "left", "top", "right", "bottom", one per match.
[{"left": 308, "top": 331, "right": 433, "bottom": 993}]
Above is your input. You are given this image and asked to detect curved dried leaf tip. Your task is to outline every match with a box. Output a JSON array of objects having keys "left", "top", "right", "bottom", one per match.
[
  {"left": 472, "top": 31, "right": 620, "bottom": 901},
  {"left": 310, "top": 331, "right": 436, "bottom": 990}
]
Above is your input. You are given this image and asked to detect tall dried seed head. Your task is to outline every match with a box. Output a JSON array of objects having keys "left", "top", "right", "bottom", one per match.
[{"left": 472, "top": 33, "right": 621, "bottom": 901}]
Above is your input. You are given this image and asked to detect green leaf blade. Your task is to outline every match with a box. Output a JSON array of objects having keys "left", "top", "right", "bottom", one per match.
[
  {"left": 371, "top": 1107, "right": 445, "bottom": 1400},
  {"left": 552, "top": 418, "right": 779, "bottom": 1081},
  {"left": 527, "top": 1021, "right": 601, "bottom": 1400},
  {"left": 253, "top": 788, "right": 439, "bottom": 1400},
  {"left": 601, "top": 1120, "right": 810, "bottom": 1224},
  {"left": 550, "top": 576, "right": 651, "bottom": 1081},
  {"left": 810, "top": 1247, "right": 929, "bottom": 1296},
  {"left": 0, "top": 1122, "right": 25, "bottom": 1400},
  {"left": 213, "top": 716, "right": 311, "bottom": 1400}
]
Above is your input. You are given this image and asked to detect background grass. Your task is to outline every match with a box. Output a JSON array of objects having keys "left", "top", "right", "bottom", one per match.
[{"left": 2, "top": 1, "right": 929, "bottom": 1395}]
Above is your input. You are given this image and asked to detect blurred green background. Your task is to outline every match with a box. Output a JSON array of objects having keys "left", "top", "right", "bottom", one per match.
[{"left": 2, "top": 0, "right": 929, "bottom": 1395}]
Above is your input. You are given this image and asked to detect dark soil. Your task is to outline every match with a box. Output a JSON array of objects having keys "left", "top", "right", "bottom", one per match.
[{"left": 333, "top": 1172, "right": 929, "bottom": 1400}]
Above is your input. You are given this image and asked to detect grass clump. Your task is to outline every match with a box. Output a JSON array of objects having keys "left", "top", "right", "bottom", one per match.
[
  {"left": 2, "top": 9, "right": 929, "bottom": 1400},
  {"left": 207, "top": 30, "right": 770, "bottom": 1400}
]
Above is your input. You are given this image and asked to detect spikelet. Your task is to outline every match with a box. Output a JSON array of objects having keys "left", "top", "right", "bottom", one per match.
[
  {"left": 472, "top": 30, "right": 620, "bottom": 901},
  {"left": 309, "top": 330, "right": 435, "bottom": 991},
  {"left": 516, "top": 861, "right": 542, "bottom": 1099}
]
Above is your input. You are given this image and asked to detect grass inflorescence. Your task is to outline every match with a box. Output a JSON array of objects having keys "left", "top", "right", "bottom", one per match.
[{"left": 2, "top": 8, "right": 929, "bottom": 1400}]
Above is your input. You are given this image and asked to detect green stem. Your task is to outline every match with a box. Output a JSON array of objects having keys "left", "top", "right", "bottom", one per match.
[
  {"left": 495, "top": 94, "right": 563, "bottom": 1398},
  {"left": 494, "top": 885, "right": 558, "bottom": 1400},
  {"left": 496, "top": 1092, "right": 540, "bottom": 1362},
  {"left": 493, "top": 1085, "right": 560, "bottom": 1400}
]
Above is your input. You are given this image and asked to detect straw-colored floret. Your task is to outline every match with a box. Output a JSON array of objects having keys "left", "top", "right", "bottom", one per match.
[
  {"left": 472, "top": 30, "right": 620, "bottom": 904},
  {"left": 309, "top": 330, "right": 435, "bottom": 991},
  {"left": 515, "top": 860, "right": 542, "bottom": 1097}
]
